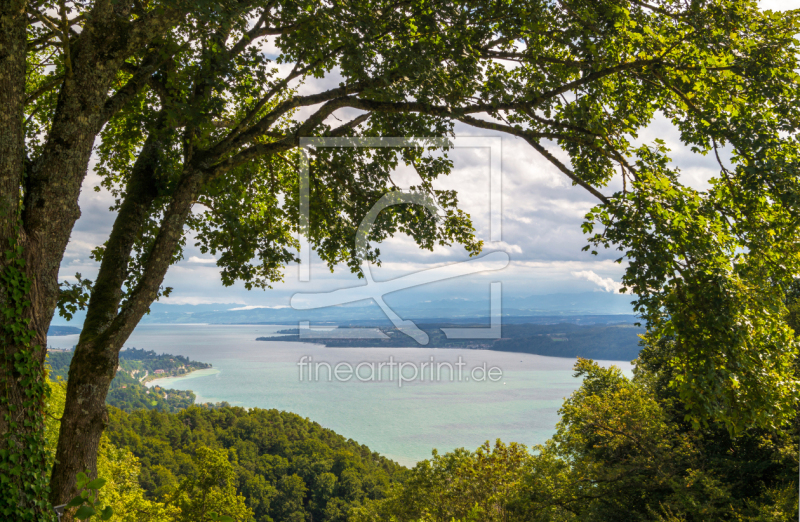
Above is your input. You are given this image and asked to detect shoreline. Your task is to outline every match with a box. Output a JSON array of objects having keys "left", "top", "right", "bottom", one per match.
[
  {"left": 143, "top": 367, "right": 220, "bottom": 388},
  {"left": 254, "top": 337, "right": 637, "bottom": 364}
]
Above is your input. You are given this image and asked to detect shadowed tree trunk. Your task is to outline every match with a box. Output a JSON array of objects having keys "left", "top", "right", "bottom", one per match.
[
  {"left": 0, "top": 1, "right": 52, "bottom": 517},
  {"left": 47, "top": 124, "right": 195, "bottom": 505},
  {"left": 0, "top": 2, "right": 185, "bottom": 515}
]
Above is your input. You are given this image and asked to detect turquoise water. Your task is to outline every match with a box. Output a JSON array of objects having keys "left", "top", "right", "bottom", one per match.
[{"left": 48, "top": 324, "right": 633, "bottom": 466}]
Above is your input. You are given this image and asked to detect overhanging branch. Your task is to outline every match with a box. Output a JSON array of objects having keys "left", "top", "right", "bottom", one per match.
[{"left": 457, "top": 115, "right": 610, "bottom": 204}]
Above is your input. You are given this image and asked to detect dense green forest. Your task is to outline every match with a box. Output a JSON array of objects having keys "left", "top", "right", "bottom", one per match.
[
  {"left": 46, "top": 349, "right": 209, "bottom": 413},
  {"left": 9, "top": 0, "right": 800, "bottom": 518},
  {"left": 43, "top": 290, "right": 798, "bottom": 520},
  {"left": 42, "top": 300, "right": 797, "bottom": 521},
  {"left": 350, "top": 288, "right": 800, "bottom": 521},
  {"left": 49, "top": 304, "right": 800, "bottom": 522},
  {"left": 45, "top": 379, "right": 407, "bottom": 522},
  {"left": 260, "top": 322, "right": 644, "bottom": 361},
  {"left": 106, "top": 406, "right": 407, "bottom": 521}
]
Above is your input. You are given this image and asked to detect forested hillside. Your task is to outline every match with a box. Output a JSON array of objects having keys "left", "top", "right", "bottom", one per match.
[
  {"left": 105, "top": 406, "right": 406, "bottom": 521},
  {"left": 351, "top": 286, "right": 800, "bottom": 521},
  {"left": 46, "top": 349, "right": 208, "bottom": 413},
  {"left": 46, "top": 325, "right": 81, "bottom": 336}
]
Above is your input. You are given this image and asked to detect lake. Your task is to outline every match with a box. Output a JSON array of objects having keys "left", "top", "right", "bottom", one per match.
[{"left": 47, "top": 324, "right": 633, "bottom": 466}]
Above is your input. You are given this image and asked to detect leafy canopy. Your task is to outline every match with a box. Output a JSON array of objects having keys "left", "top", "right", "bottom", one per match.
[{"left": 25, "top": 0, "right": 800, "bottom": 434}]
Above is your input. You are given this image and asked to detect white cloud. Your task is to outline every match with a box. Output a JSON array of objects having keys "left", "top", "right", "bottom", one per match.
[
  {"left": 760, "top": 0, "right": 800, "bottom": 10},
  {"left": 187, "top": 256, "right": 218, "bottom": 264},
  {"left": 227, "top": 305, "right": 289, "bottom": 311},
  {"left": 491, "top": 241, "right": 523, "bottom": 254},
  {"left": 571, "top": 270, "right": 624, "bottom": 293},
  {"left": 161, "top": 296, "right": 245, "bottom": 305}
]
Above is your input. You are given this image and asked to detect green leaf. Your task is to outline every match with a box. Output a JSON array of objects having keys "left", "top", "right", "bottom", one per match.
[
  {"left": 76, "top": 471, "right": 89, "bottom": 488},
  {"left": 86, "top": 477, "right": 107, "bottom": 490},
  {"left": 75, "top": 505, "right": 96, "bottom": 520},
  {"left": 66, "top": 496, "right": 85, "bottom": 508}
]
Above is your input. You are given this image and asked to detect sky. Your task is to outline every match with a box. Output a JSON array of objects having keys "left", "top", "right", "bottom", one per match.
[{"left": 57, "top": 0, "right": 800, "bottom": 314}]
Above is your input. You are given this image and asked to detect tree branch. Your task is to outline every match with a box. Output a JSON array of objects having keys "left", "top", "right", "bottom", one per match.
[
  {"left": 208, "top": 74, "right": 389, "bottom": 160},
  {"left": 479, "top": 49, "right": 590, "bottom": 68},
  {"left": 457, "top": 115, "right": 610, "bottom": 204},
  {"left": 25, "top": 74, "right": 64, "bottom": 105},
  {"left": 213, "top": 57, "right": 320, "bottom": 153},
  {"left": 100, "top": 43, "right": 182, "bottom": 124},
  {"left": 79, "top": 117, "right": 169, "bottom": 338}
]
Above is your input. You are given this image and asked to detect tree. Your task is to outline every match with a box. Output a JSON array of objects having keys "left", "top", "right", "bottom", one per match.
[
  {"left": 3, "top": 0, "right": 800, "bottom": 518},
  {"left": 355, "top": 358, "right": 798, "bottom": 521},
  {"left": 170, "top": 446, "right": 252, "bottom": 522},
  {"left": 353, "top": 440, "right": 529, "bottom": 522},
  {"left": 272, "top": 473, "right": 308, "bottom": 522},
  {"left": 514, "top": 360, "right": 798, "bottom": 520},
  {"left": 45, "top": 380, "right": 179, "bottom": 521},
  {"left": 95, "top": 439, "right": 181, "bottom": 522},
  {"left": 102, "top": 404, "right": 406, "bottom": 521}
]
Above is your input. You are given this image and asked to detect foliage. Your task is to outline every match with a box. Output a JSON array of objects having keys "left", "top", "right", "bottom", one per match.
[
  {"left": 64, "top": 471, "right": 113, "bottom": 521},
  {"left": 353, "top": 440, "right": 529, "bottom": 522},
  {"left": 104, "top": 404, "right": 407, "bottom": 522},
  {"left": 46, "top": 350, "right": 204, "bottom": 413},
  {"left": 46, "top": 379, "right": 231, "bottom": 522},
  {"left": 169, "top": 446, "right": 252, "bottom": 522},
  {"left": 56, "top": 274, "right": 93, "bottom": 322},
  {"left": 105, "top": 383, "right": 196, "bottom": 414},
  {"left": 95, "top": 438, "right": 180, "bottom": 522},
  {"left": 71, "top": 0, "right": 800, "bottom": 437},
  {"left": 7, "top": 0, "right": 800, "bottom": 513},
  {"left": 40, "top": 287, "right": 800, "bottom": 521},
  {"left": 356, "top": 357, "right": 798, "bottom": 521},
  {"left": 0, "top": 232, "right": 51, "bottom": 520},
  {"left": 357, "top": 297, "right": 800, "bottom": 522},
  {"left": 568, "top": 0, "right": 800, "bottom": 432}
]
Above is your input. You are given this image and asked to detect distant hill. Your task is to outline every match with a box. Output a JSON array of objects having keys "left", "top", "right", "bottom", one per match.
[
  {"left": 493, "top": 323, "right": 643, "bottom": 361},
  {"left": 258, "top": 321, "right": 644, "bottom": 361},
  {"left": 106, "top": 405, "right": 407, "bottom": 522},
  {"left": 47, "top": 325, "right": 81, "bottom": 336}
]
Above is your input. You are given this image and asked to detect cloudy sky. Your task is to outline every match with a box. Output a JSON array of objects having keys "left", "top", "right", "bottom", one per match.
[{"left": 58, "top": 0, "right": 798, "bottom": 311}]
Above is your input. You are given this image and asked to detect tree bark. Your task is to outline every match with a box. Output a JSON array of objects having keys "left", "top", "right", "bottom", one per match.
[
  {"left": 49, "top": 159, "right": 201, "bottom": 507},
  {"left": 17, "top": 3, "right": 185, "bottom": 358},
  {"left": 0, "top": 0, "right": 26, "bottom": 238},
  {"left": 22, "top": 3, "right": 167, "bottom": 338},
  {"left": 0, "top": 1, "right": 54, "bottom": 518},
  {"left": 0, "top": 3, "right": 184, "bottom": 512}
]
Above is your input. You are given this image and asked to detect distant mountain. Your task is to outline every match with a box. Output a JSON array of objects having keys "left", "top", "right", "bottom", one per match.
[
  {"left": 259, "top": 322, "right": 644, "bottom": 361},
  {"left": 50, "top": 292, "right": 636, "bottom": 326},
  {"left": 47, "top": 325, "right": 81, "bottom": 336}
]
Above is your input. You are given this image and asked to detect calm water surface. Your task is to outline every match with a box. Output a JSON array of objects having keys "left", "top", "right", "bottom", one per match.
[{"left": 48, "top": 324, "right": 633, "bottom": 466}]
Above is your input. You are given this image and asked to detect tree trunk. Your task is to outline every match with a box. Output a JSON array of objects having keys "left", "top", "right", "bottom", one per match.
[
  {"left": 0, "top": 2, "right": 55, "bottom": 519},
  {"left": 0, "top": 2, "right": 184, "bottom": 517},
  {"left": 49, "top": 163, "right": 201, "bottom": 508},
  {"left": 0, "top": 0, "right": 26, "bottom": 239}
]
